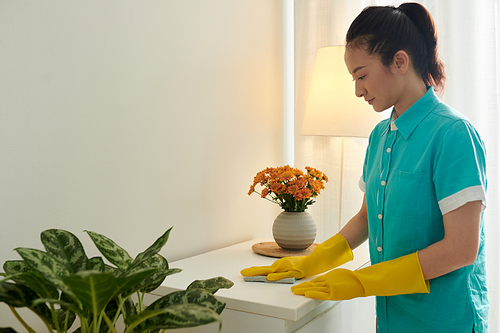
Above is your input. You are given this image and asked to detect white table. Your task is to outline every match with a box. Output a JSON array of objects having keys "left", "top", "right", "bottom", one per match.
[{"left": 147, "top": 239, "right": 371, "bottom": 333}]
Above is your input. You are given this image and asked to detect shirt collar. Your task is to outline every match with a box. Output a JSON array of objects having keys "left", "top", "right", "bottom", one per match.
[
  {"left": 390, "top": 111, "right": 398, "bottom": 131},
  {"left": 384, "top": 87, "right": 441, "bottom": 139}
]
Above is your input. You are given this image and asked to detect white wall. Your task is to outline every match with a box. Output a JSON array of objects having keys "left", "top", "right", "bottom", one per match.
[{"left": 0, "top": 0, "right": 285, "bottom": 329}]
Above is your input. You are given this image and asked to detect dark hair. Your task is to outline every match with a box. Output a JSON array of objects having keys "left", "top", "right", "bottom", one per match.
[{"left": 345, "top": 2, "right": 445, "bottom": 93}]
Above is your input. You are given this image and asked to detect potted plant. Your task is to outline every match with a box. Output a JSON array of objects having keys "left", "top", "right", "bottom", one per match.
[
  {"left": 0, "top": 227, "right": 233, "bottom": 333},
  {"left": 248, "top": 165, "right": 329, "bottom": 250}
]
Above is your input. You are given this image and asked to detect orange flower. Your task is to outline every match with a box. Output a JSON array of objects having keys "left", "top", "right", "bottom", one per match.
[
  {"left": 296, "top": 188, "right": 312, "bottom": 200},
  {"left": 294, "top": 178, "right": 307, "bottom": 188},
  {"left": 248, "top": 165, "right": 328, "bottom": 212},
  {"left": 270, "top": 182, "right": 285, "bottom": 194},
  {"left": 287, "top": 184, "right": 299, "bottom": 194},
  {"left": 310, "top": 179, "right": 325, "bottom": 193},
  {"left": 254, "top": 171, "right": 266, "bottom": 185},
  {"left": 248, "top": 185, "right": 255, "bottom": 196}
]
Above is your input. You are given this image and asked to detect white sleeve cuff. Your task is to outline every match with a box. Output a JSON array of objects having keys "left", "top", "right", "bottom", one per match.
[
  {"left": 438, "top": 185, "right": 486, "bottom": 215},
  {"left": 358, "top": 175, "right": 366, "bottom": 193}
]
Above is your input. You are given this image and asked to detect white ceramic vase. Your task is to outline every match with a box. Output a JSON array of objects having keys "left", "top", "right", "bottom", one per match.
[{"left": 272, "top": 211, "right": 317, "bottom": 251}]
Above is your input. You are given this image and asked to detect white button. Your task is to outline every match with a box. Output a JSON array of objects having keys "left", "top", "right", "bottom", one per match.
[
  {"left": 381, "top": 181, "right": 386, "bottom": 186},
  {"left": 377, "top": 246, "right": 383, "bottom": 252},
  {"left": 386, "top": 148, "right": 391, "bottom": 153},
  {"left": 378, "top": 214, "right": 383, "bottom": 219}
]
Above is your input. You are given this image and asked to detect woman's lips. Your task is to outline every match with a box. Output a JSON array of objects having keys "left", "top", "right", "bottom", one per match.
[{"left": 366, "top": 98, "right": 374, "bottom": 105}]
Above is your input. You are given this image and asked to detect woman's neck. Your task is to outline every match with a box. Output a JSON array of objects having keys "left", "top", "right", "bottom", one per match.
[{"left": 393, "top": 79, "right": 428, "bottom": 117}]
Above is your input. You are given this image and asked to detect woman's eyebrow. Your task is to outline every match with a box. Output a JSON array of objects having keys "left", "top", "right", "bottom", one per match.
[{"left": 352, "top": 65, "right": 366, "bottom": 74}]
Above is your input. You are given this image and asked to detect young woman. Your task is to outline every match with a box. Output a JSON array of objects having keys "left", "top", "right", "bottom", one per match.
[{"left": 242, "top": 3, "right": 488, "bottom": 332}]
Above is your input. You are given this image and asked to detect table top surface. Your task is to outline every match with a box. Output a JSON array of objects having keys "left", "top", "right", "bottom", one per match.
[{"left": 152, "top": 239, "right": 370, "bottom": 321}]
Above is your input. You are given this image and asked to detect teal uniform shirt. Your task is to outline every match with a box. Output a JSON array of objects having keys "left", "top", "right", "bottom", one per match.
[{"left": 360, "top": 87, "right": 489, "bottom": 332}]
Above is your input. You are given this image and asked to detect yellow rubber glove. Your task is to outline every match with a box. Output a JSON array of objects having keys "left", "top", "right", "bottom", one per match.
[
  {"left": 240, "top": 234, "right": 353, "bottom": 281},
  {"left": 291, "top": 252, "right": 430, "bottom": 300}
]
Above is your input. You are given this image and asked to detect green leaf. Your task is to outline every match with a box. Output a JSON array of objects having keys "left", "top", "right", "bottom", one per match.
[
  {"left": 63, "top": 271, "right": 117, "bottom": 316},
  {"left": 114, "top": 268, "right": 157, "bottom": 297},
  {"left": 40, "top": 229, "right": 88, "bottom": 273},
  {"left": 30, "top": 297, "right": 79, "bottom": 331},
  {"left": 3, "top": 260, "right": 30, "bottom": 276},
  {"left": 187, "top": 277, "right": 234, "bottom": 294},
  {"left": 0, "top": 281, "right": 37, "bottom": 308},
  {"left": 14, "top": 248, "right": 73, "bottom": 297},
  {"left": 102, "top": 298, "right": 119, "bottom": 329},
  {"left": 147, "top": 288, "right": 226, "bottom": 315},
  {"left": 0, "top": 281, "right": 52, "bottom": 321},
  {"left": 32, "top": 298, "right": 86, "bottom": 319},
  {"left": 84, "top": 231, "right": 133, "bottom": 271},
  {"left": 124, "top": 254, "right": 181, "bottom": 294},
  {"left": 0, "top": 328, "right": 18, "bottom": 333},
  {"left": 122, "top": 297, "right": 138, "bottom": 318},
  {"left": 53, "top": 307, "right": 77, "bottom": 332},
  {"left": 63, "top": 269, "right": 156, "bottom": 315},
  {"left": 141, "top": 268, "right": 182, "bottom": 294},
  {"left": 17, "top": 272, "right": 59, "bottom": 299},
  {"left": 126, "top": 227, "right": 173, "bottom": 273},
  {"left": 86, "top": 257, "right": 106, "bottom": 272},
  {"left": 126, "top": 303, "right": 221, "bottom": 332},
  {"left": 2, "top": 260, "right": 32, "bottom": 285}
]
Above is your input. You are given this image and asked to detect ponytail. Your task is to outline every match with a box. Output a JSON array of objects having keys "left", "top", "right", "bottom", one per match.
[{"left": 346, "top": 2, "right": 446, "bottom": 93}]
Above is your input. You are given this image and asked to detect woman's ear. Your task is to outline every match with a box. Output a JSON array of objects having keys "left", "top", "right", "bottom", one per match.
[{"left": 393, "top": 50, "right": 410, "bottom": 74}]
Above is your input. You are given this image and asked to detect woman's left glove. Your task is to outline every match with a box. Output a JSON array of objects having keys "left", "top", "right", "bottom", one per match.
[
  {"left": 241, "top": 234, "right": 353, "bottom": 281},
  {"left": 291, "top": 252, "right": 430, "bottom": 300}
]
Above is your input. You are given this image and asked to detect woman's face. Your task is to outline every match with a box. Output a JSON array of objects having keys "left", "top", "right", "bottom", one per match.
[{"left": 344, "top": 46, "right": 402, "bottom": 113}]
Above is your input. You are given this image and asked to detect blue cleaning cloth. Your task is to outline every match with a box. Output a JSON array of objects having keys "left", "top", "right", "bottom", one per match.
[{"left": 243, "top": 275, "right": 296, "bottom": 284}]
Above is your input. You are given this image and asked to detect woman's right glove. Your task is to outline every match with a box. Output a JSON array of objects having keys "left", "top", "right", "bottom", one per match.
[
  {"left": 240, "top": 234, "right": 354, "bottom": 281},
  {"left": 291, "top": 252, "right": 430, "bottom": 300}
]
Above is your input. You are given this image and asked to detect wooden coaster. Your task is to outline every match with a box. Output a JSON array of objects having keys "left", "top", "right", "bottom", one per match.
[{"left": 252, "top": 241, "right": 318, "bottom": 258}]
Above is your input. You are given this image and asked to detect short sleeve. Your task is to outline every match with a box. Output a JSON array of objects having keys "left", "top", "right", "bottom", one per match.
[
  {"left": 359, "top": 175, "right": 366, "bottom": 193},
  {"left": 433, "top": 120, "right": 487, "bottom": 214}
]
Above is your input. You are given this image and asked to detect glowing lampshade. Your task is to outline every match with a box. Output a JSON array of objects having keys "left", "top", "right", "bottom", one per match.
[{"left": 301, "top": 45, "right": 384, "bottom": 137}]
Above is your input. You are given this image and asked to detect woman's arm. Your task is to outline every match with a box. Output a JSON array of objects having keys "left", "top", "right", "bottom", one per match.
[
  {"left": 339, "top": 195, "right": 369, "bottom": 250},
  {"left": 418, "top": 200, "right": 482, "bottom": 280}
]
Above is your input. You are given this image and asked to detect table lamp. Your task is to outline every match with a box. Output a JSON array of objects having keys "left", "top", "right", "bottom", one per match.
[{"left": 301, "top": 45, "right": 386, "bottom": 226}]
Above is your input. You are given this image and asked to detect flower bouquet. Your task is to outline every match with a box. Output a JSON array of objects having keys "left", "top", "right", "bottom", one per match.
[
  {"left": 248, "top": 166, "right": 329, "bottom": 250},
  {"left": 248, "top": 165, "right": 329, "bottom": 212}
]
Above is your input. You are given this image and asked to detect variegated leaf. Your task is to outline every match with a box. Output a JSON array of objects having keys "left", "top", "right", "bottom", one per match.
[
  {"left": 14, "top": 248, "right": 73, "bottom": 297},
  {"left": 187, "top": 277, "right": 234, "bottom": 294},
  {"left": 0, "top": 328, "right": 18, "bottom": 333},
  {"left": 53, "top": 307, "right": 77, "bottom": 332},
  {"left": 0, "top": 281, "right": 37, "bottom": 307},
  {"left": 140, "top": 267, "right": 182, "bottom": 294},
  {"left": 86, "top": 256, "right": 105, "bottom": 272},
  {"left": 17, "top": 271, "right": 59, "bottom": 299},
  {"left": 3, "top": 260, "right": 30, "bottom": 275},
  {"left": 127, "top": 227, "right": 172, "bottom": 273},
  {"left": 84, "top": 230, "right": 133, "bottom": 271},
  {"left": 60, "top": 291, "right": 79, "bottom": 313},
  {"left": 114, "top": 268, "right": 157, "bottom": 297},
  {"left": 146, "top": 288, "right": 226, "bottom": 315},
  {"left": 0, "top": 281, "right": 52, "bottom": 320},
  {"left": 2, "top": 260, "right": 32, "bottom": 285},
  {"left": 40, "top": 229, "right": 88, "bottom": 273},
  {"left": 123, "top": 254, "right": 181, "bottom": 295},
  {"left": 122, "top": 297, "right": 138, "bottom": 318},
  {"left": 126, "top": 303, "right": 221, "bottom": 332}
]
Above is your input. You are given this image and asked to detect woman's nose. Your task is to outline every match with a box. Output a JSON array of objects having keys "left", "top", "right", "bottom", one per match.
[{"left": 355, "top": 81, "right": 365, "bottom": 98}]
